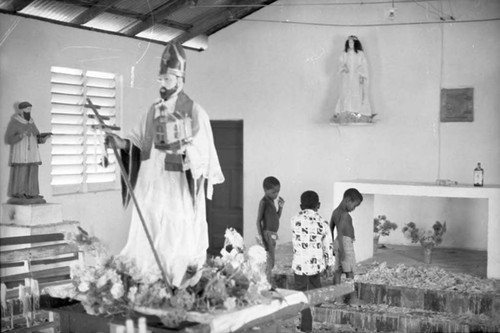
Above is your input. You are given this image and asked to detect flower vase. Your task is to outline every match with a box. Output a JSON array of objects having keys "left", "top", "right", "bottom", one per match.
[
  {"left": 423, "top": 247, "right": 433, "bottom": 264},
  {"left": 373, "top": 235, "right": 380, "bottom": 253}
]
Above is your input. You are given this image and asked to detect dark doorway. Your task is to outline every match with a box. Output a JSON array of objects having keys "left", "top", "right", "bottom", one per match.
[{"left": 206, "top": 120, "right": 243, "bottom": 255}]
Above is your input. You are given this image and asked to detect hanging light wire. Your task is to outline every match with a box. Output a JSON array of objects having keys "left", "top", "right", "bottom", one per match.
[
  {"left": 197, "top": 0, "right": 497, "bottom": 27},
  {"left": 192, "top": 0, "right": 442, "bottom": 8},
  {"left": 235, "top": 16, "right": 500, "bottom": 28},
  {"left": 411, "top": 0, "right": 447, "bottom": 20}
]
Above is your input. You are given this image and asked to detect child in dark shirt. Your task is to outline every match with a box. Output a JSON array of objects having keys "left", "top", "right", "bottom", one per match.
[
  {"left": 256, "top": 176, "right": 285, "bottom": 287},
  {"left": 330, "top": 188, "right": 363, "bottom": 304}
]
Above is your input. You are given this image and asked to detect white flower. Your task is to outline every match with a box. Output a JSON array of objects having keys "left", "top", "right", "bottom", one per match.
[
  {"left": 247, "top": 245, "right": 267, "bottom": 265},
  {"left": 254, "top": 278, "right": 271, "bottom": 293},
  {"left": 110, "top": 282, "right": 124, "bottom": 299},
  {"left": 70, "top": 262, "right": 85, "bottom": 279},
  {"left": 78, "top": 281, "right": 90, "bottom": 292},
  {"left": 220, "top": 248, "right": 229, "bottom": 257},
  {"left": 83, "top": 303, "right": 96, "bottom": 315},
  {"left": 96, "top": 274, "right": 109, "bottom": 288},
  {"left": 224, "top": 228, "right": 244, "bottom": 250},
  {"left": 224, "top": 297, "right": 237, "bottom": 311},
  {"left": 138, "top": 266, "right": 162, "bottom": 285},
  {"left": 229, "top": 252, "right": 245, "bottom": 269},
  {"left": 127, "top": 286, "right": 138, "bottom": 303}
]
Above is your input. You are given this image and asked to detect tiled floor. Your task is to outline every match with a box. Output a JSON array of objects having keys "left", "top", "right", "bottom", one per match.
[{"left": 275, "top": 242, "right": 488, "bottom": 278}]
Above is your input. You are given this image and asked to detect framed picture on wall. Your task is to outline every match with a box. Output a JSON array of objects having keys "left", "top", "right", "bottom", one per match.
[{"left": 440, "top": 88, "right": 473, "bottom": 122}]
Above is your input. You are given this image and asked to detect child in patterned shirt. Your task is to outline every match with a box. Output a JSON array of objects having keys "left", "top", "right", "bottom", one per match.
[{"left": 291, "top": 190, "right": 334, "bottom": 333}]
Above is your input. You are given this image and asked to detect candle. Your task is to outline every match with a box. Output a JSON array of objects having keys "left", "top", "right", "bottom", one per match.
[
  {"left": 138, "top": 317, "right": 147, "bottom": 333},
  {"left": 125, "top": 319, "right": 134, "bottom": 333},
  {"left": 115, "top": 325, "right": 126, "bottom": 333}
]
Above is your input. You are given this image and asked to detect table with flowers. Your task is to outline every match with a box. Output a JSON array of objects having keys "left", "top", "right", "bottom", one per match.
[{"left": 42, "top": 228, "right": 353, "bottom": 333}]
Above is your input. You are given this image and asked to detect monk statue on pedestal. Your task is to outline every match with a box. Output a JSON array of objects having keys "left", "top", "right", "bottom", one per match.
[{"left": 5, "top": 101, "right": 51, "bottom": 205}]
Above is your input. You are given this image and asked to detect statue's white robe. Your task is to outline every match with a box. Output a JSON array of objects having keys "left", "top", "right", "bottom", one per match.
[{"left": 121, "top": 94, "right": 224, "bottom": 287}]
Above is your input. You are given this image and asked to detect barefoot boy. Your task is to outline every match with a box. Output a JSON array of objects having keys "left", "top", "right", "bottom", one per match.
[
  {"left": 256, "top": 176, "right": 284, "bottom": 287},
  {"left": 330, "top": 188, "right": 363, "bottom": 303}
]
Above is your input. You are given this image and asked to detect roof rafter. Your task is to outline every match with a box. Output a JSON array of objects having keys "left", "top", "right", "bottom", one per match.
[
  {"left": 173, "top": 0, "right": 265, "bottom": 44},
  {"left": 6, "top": 0, "right": 35, "bottom": 11},
  {"left": 70, "top": 0, "right": 122, "bottom": 25},
  {"left": 120, "top": 0, "right": 190, "bottom": 37}
]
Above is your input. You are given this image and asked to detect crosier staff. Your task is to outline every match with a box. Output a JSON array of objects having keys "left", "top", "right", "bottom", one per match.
[{"left": 84, "top": 97, "right": 169, "bottom": 285}]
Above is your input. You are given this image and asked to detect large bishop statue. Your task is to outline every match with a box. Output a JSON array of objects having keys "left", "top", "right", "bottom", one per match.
[{"left": 110, "top": 42, "right": 224, "bottom": 288}]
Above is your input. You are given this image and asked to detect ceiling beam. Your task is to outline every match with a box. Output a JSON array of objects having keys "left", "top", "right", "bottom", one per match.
[
  {"left": 6, "top": 0, "right": 36, "bottom": 12},
  {"left": 119, "top": 0, "right": 190, "bottom": 36},
  {"left": 172, "top": 0, "right": 265, "bottom": 45},
  {"left": 204, "top": 1, "right": 272, "bottom": 37},
  {"left": 70, "top": 0, "right": 122, "bottom": 25}
]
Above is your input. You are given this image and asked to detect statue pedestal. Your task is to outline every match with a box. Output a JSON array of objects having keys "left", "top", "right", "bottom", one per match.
[
  {"left": 0, "top": 220, "right": 80, "bottom": 239},
  {"left": 0, "top": 220, "right": 80, "bottom": 276},
  {"left": 0, "top": 210, "right": 81, "bottom": 331},
  {"left": 1, "top": 202, "right": 79, "bottom": 276},
  {"left": 1, "top": 203, "right": 63, "bottom": 225}
]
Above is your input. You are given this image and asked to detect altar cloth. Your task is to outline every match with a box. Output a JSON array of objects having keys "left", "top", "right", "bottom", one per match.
[
  {"left": 44, "top": 283, "right": 353, "bottom": 332},
  {"left": 133, "top": 288, "right": 308, "bottom": 333}
]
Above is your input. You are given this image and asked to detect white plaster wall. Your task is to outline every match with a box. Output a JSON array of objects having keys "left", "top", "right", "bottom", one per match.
[
  {"left": 185, "top": 0, "right": 500, "bottom": 250},
  {"left": 1, "top": 0, "right": 499, "bottom": 254}
]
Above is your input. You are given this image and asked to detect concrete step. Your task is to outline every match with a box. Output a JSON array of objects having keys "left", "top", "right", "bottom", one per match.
[
  {"left": 273, "top": 273, "right": 500, "bottom": 319},
  {"left": 314, "top": 302, "right": 500, "bottom": 333},
  {"left": 356, "top": 282, "right": 500, "bottom": 320}
]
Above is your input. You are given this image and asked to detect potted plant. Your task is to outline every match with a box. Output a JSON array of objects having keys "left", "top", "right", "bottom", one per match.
[
  {"left": 373, "top": 215, "right": 398, "bottom": 253},
  {"left": 402, "top": 221, "right": 447, "bottom": 264}
]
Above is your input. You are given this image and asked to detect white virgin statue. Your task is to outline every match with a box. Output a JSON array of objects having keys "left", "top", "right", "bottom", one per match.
[{"left": 333, "top": 35, "right": 374, "bottom": 123}]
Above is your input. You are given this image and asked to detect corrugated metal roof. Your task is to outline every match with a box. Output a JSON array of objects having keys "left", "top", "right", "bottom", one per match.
[
  {"left": 84, "top": 12, "right": 139, "bottom": 32},
  {"left": 135, "top": 24, "right": 184, "bottom": 43},
  {"left": 20, "top": 0, "right": 86, "bottom": 23},
  {"left": 113, "top": 0, "right": 167, "bottom": 16},
  {"left": 165, "top": 4, "right": 221, "bottom": 25},
  {"left": 0, "top": 0, "right": 277, "bottom": 50}
]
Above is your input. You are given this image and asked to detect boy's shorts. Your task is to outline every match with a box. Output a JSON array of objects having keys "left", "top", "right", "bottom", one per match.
[
  {"left": 262, "top": 230, "right": 278, "bottom": 251},
  {"left": 333, "top": 236, "right": 356, "bottom": 273}
]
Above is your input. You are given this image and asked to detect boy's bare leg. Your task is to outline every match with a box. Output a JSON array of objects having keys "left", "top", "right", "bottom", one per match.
[
  {"left": 344, "top": 272, "right": 358, "bottom": 305},
  {"left": 333, "top": 270, "right": 342, "bottom": 285},
  {"left": 333, "top": 270, "right": 344, "bottom": 303}
]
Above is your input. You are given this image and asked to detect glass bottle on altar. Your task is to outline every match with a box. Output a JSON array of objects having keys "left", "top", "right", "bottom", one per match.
[{"left": 473, "top": 162, "right": 484, "bottom": 187}]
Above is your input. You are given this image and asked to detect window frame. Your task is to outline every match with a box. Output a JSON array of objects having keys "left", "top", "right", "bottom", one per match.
[{"left": 49, "top": 66, "right": 122, "bottom": 195}]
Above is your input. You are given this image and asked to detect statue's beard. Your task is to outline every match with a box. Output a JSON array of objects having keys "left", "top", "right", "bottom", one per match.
[
  {"left": 159, "top": 84, "right": 179, "bottom": 100},
  {"left": 23, "top": 111, "right": 31, "bottom": 121}
]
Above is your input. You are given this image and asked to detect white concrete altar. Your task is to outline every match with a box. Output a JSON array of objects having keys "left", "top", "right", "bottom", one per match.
[{"left": 333, "top": 179, "right": 500, "bottom": 279}]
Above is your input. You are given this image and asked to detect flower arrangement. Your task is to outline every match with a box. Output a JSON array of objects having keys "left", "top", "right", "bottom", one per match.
[
  {"left": 402, "top": 221, "right": 447, "bottom": 249},
  {"left": 373, "top": 215, "right": 398, "bottom": 238},
  {"left": 70, "top": 254, "right": 127, "bottom": 315},
  {"left": 58, "top": 227, "right": 272, "bottom": 328}
]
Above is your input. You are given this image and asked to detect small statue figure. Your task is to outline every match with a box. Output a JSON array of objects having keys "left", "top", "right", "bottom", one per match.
[{"left": 5, "top": 101, "right": 51, "bottom": 204}]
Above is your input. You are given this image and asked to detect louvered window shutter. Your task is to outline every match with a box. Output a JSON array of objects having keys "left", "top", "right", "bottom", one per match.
[{"left": 50, "top": 66, "right": 120, "bottom": 194}]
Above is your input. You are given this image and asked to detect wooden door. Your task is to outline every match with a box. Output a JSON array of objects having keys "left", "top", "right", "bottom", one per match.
[{"left": 206, "top": 120, "right": 243, "bottom": 255}]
